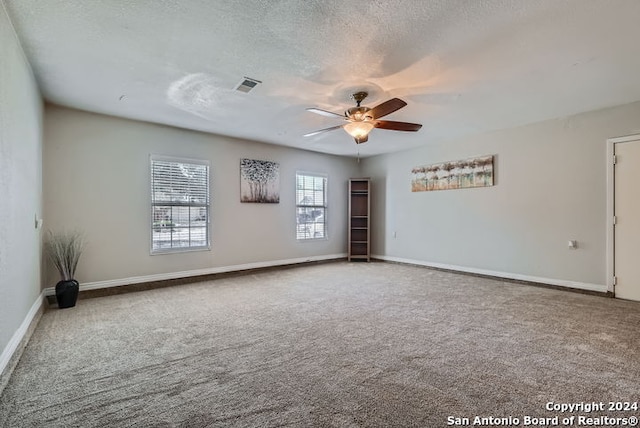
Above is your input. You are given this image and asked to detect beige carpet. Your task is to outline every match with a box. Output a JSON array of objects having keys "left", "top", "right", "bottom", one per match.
[{"left": 1, "top": 261, "right": 639, "bottom": 427}]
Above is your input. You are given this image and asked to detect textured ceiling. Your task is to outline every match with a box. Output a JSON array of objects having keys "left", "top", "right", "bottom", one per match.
[{"left": 4, "top": 0, "right": 640, "bottom": 157}]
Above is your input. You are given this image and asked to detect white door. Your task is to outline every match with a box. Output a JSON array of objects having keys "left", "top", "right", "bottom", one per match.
[{"left": 614, "top": 138, "right": 640, "bottom": 301}]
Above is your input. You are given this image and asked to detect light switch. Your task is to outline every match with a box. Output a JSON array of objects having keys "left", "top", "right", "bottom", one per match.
[
  {"left": 568, "top": 240, "right": 577, "bottom": 249},
  {"left": 35, "top": 214, "right": 43, "bottom": 229}
]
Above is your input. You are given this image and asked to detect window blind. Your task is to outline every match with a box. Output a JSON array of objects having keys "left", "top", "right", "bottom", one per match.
[
  {"left": 150, "top": 156, "right": 210, "bottom": 253},
  {"left": 296, "top": 173, "right": 327, "bottom": 240}
]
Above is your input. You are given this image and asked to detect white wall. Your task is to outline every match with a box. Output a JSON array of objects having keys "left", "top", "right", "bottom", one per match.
[
  {"left": 43, "top": 105, "right": 359, "bottom": 286},
  {"left": 362, "top": 101, "right": 640, "bottom": 288},
  {"left": 0, "top": 4, "right": 43, "bottom": 369}
]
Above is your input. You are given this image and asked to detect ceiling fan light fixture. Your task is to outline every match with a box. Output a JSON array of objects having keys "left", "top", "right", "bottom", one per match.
[
  {"left": 346, "top": 106, "right": 372, "bottom": 121},
  {"left": 343, "top": 121, "right": 374, "bottom": 139}
]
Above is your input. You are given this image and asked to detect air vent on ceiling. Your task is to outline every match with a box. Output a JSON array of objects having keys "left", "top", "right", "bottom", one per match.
[{"left": 234, "top": 77, "right": 262, "bottom": 93}]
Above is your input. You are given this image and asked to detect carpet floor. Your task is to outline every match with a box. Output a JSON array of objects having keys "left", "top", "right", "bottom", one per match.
[{"left": 1, "top": 262, "right": 639, "bottom": 427}]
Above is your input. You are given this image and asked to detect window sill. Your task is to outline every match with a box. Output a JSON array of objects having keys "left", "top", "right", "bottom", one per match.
[
  {"left": 150, "top": 246, "right": 211, "bottom": 256},
  {"left": 296, "top": 237, "right": 329, "bottom": 243}
]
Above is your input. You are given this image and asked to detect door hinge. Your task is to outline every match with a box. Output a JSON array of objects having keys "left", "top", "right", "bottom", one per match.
[
  {"left": 613, "top": 215, "right": 617, "bottom": 225},
  {"left": 613, "top": 154, "right": 617, "bottom": 165},
  {"left": 612, "top": 276, "right": 617, "bottom": 286}
]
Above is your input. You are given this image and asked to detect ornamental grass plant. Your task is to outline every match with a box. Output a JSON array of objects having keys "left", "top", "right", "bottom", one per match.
[{"left": 45, "top": 230, "right": 85, "bottom": 281}]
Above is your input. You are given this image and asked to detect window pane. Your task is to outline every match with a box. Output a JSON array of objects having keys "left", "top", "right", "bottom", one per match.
[
  {"left": 172, "top": 227, "right": 191, "bottom": 248},
  {"left": 296, "top": 207, "right": 325, "bottom": 239},
  {"left": 152, "top": 206, "right": 173, "bottom": 227},
  {"left": 190, "top": 227, "right": 207, "bottom": 247}
]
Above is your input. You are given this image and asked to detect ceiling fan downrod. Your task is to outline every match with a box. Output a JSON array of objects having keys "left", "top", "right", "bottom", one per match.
[{"left": 350, "top": 91, "right": 368, "bottom": 107}]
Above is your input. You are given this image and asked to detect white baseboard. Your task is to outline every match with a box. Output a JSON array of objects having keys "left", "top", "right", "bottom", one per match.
[
  {"left": 372, "top": 255, "right": 608, "bottom": 293},
  {"left": 44, "top": 253, "right": 347, "bottom": 296},
  {"left": 0, "top": 292, "right": 44, "bottom": 377}
]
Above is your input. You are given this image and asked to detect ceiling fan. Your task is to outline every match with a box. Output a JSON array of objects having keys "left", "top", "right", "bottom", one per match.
[{"left": 304, "top": 91, "right": 422, "bottom": 144}]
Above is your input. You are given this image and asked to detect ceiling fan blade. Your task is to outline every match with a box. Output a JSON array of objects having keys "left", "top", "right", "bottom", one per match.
[
  {"left": 303, "top": 124, "right": 345, "bottom": 137},
  {"left": 306, "top": 108, "right": 346, "bottom": 119},
  {"left": 367, "top": 98, "right": 407, "bottom": 119},
  {"left": 354, "top": 135, "right": 368, "bottom": 144},
  {"left": 374, "top": 120, "right": 422, "bottom": 132}
]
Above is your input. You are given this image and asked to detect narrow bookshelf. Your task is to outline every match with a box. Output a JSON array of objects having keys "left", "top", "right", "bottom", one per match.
[{"left": 348, "top": 178, "right": 370, "bottom": 261}]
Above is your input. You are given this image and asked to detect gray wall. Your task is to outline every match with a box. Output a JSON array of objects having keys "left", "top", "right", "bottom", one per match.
[
  {"left": 43, "top": 105, "right": 359, "bottom": 285},
  {"left": 362, "top": 101, "right": 640, "bottom": 286},
  {"left": 0, "top": 5, "right": 43, "bottom": 365}
]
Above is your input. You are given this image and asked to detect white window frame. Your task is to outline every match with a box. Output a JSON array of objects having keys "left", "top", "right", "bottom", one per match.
[
  {"left": 296, "top": 171, "right": 328, "bottom": 241},
  {"left": 150, "top": 155, "right": 211, "bottom": 254}
]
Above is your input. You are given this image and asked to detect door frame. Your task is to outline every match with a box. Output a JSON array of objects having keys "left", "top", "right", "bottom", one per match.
[{"left": 606, "top": 134, "right": 640, "bottom": 295}]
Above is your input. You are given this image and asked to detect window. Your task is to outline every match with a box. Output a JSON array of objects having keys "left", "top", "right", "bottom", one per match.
[
  {"left": 150, "top": 156, "right": 210, "bottom": 253},
  {"left": 296, "top": 172, "right": 327, "bottom": 240}
]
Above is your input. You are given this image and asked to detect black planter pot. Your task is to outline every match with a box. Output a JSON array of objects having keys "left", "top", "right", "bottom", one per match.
[{"left": 55, "top": 279, "right": 79, "bottom": 309}]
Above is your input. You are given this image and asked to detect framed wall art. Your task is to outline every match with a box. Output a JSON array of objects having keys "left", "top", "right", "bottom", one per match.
[
  {"left": 411, "top": 155, "right": 494, "bottom": 192},
  {"left": 240, "top": 158, "right": 280, "bottom": 203}
]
